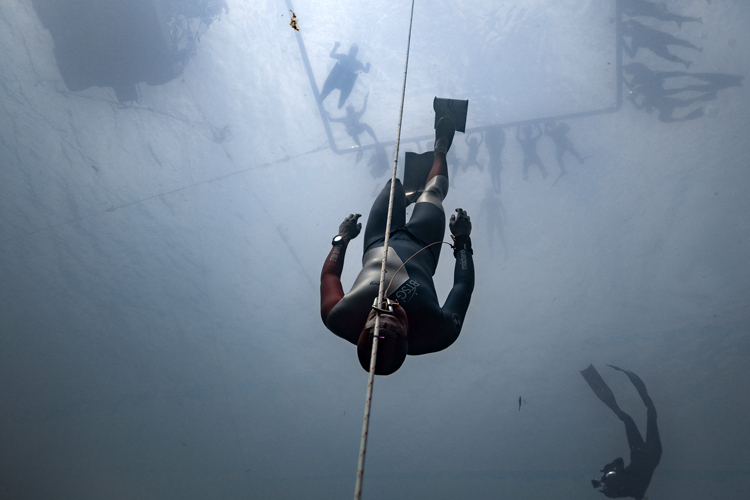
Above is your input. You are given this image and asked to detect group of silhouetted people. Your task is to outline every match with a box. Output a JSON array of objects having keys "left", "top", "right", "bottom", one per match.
[{"left": 621, "top": 0, "right": 742, "bottom": 122}]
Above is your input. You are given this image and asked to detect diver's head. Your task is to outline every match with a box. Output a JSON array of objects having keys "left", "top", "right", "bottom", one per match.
[
  {"left": 522, "top": 124, "right": 533, "bottom": 135},
  {"left": 356, "top": 303, "right": 409, "bottom": 375},
  {"left": 596, "top": 460, "right": 626, "bottom": 498},
  {"left": 357, "top": 327, "right": 408, "bottom": 375},
  {"left": 349, "top": 44, "right": 359, "bottom": 57}
]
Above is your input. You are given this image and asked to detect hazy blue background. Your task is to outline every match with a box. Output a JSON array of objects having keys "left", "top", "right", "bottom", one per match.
[{"left": 1, "top": 0, "right": 749, "bottom": 499}]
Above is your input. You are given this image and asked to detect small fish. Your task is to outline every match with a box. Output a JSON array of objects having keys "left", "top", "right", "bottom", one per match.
[{"left": 519, "top": 396, "right": 522, "bottom": 411}]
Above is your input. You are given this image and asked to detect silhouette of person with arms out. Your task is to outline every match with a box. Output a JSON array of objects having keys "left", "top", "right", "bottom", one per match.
[
  {"left": 622, "top": 0, "right": 702, "bottom": 28},
  {"left": 624, "top": 62, "right": 743, "bottom": 95},
  {"left": 485, "top": 126, "right": 506, "bottom": 193},
  {"left": 463, "top": 133, "right": 485, "bottom": 172},
  {"left": 479, "top": 188, "right": 507, "bottom": 259},
  {"left": 320, "top": 42, "right": 371, "bottom": 109},
  {"left": 622, "top": 19, "right": 701, "bottom": 69},
  {"left": 544, "top": 121, "right": 586, "bottom": 181},
  {"left": 516, "top": 124, "right": 546, "bottom": 181},
  {"left": 581, "top": 364, "right": 661, "bottom": 500},
  {"left": 327, "top": 93, "right": 378, "bottom": 163}
]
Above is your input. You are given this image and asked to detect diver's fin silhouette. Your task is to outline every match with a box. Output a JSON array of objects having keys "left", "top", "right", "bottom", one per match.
[{"left": 581, "top": 364, "right": 621, "bottom": 414}]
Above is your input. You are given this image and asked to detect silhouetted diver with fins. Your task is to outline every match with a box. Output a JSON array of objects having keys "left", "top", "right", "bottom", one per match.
[
  {"left": 622, "top": 19, "right": 701, "bottom": 69},
  {"left": 320, "top": 42, "right": 371, "bottom": 109},
  {"left": 624, "top": 62, "right": 744, "bottom": 95},
  {"left": 327, "top": 93, "right": 377, "bottom": 163},
  {"left": 581, "top": 364, "right": 661, "bottom": 500},
  {"left": 622, "top": 0, "right": 702, "bottom": 28}
]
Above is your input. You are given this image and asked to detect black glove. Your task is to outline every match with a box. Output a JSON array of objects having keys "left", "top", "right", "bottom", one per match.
[
  {"left": 339, "top": 214, "right": 362, "bottom": 242},
  {"left": 449, "top": 208, "right": 471, "bottom": 237}
]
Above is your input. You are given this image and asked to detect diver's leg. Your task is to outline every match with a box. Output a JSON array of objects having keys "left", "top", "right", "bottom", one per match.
[
  {"left": 406, "top": 152, "right": 448, "bottom": 270},
  {"left": 555, "top": 147, "right": 567, "bottom": 173},
  {"left": 608, "top": 365, "right": 655, "bottom": 410},
  {"left": 403, "top": 117, "right": 454, "bottom": 270},
  {"left": 338, "top": 72, "right": 357, "bottom": 109},
  {"left": 363, "top": 179, "right": 407, "bottom": 252},
  {"left": 619, "top": 410, "right": 646, "bottom": 450},
  {"left": 536, "top": 158, "right": 548, "bottom": 179},
  {"left": 406, "top": 194, "right": 446, "bottom": 272},
  {"left": 650, "top": 45, "right": 692, "bottom": 68},
  {"left": 319, "top": 64, "right": 341, "bottom": 102},
  {"left": 644, "top": 403, "right": 662, "bottom": 463}
]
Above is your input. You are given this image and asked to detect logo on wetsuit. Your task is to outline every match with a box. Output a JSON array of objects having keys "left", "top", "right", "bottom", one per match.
[
  {"left": 458, "top": 249, "right": 468, "bottom": 271},
  {"left": 395, "top": 279, "right": 420, "bottom": 303},
  {"left": 452, "top": 313, "right": 462, "bottom": 332}
]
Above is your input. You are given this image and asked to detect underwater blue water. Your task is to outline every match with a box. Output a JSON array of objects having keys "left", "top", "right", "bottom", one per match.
[{"left": 1, "top": 0, "right": 749, "bottom": 498}]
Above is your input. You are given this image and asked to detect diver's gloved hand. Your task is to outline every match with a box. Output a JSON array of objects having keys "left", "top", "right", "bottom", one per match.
[
  {"left": 450, "top": 208, "right": 471, "bottom": 237},
  {"left": 339, "top": 214, "right": 362, "bottom": 243},
  {"left": 450, "top": 208, "right": 472, "bottom": 258}
]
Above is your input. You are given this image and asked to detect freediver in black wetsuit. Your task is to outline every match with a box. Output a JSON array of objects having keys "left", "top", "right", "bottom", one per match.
[
  {"left": 326, "top": 93, "right": 378, "bottom": 163},
  {"left": 581, "top": 365, "right": 661, "bottom": 500},
  {"left": 621, "top": 0, "right": 702, "bottom": 28},
  {"left": 516, "top": 124, "right": 546, "bottom": 181},
  {"left": 321, "top": 116, "right": 474, "bottom": 375},
  {"left": 484, "top": 126, "right": 506, "bottom": 193},
  {"left": 622, "top": 19, "right": 701, "bottom": 69},
  {"left": 319, "top": 42, "right": 371, "bottom": 109}
]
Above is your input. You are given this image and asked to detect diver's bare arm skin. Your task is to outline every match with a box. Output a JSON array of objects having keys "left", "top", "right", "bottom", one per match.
[
  {"left": 320, "top": 214, "right": 362, "bottom": 323},
  {"left": 320, "top": 242, "right": 347, "bottom": 323}
]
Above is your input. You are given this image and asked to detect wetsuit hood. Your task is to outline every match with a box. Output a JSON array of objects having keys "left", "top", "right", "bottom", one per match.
[{"left": 357, "top": 306, "right": 409, "bottom": 375}]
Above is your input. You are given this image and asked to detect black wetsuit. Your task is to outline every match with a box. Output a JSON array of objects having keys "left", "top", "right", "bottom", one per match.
[
  {"left": 583, "top": 365, "right": 662, "bottom": 500},
  {"left": 323, "top": 178, "right": 474, "bottom": 355}
]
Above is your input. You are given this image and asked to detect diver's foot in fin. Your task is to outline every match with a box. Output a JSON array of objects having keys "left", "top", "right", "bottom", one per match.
[{"left": 434, "top": 116, "right": 456, "bottom": 155}]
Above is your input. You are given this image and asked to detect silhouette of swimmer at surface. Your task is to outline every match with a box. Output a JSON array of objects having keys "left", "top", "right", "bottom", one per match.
[
  {"left": 581, "top": 365, "right": 661, "bottom": 500},
  {"left": 516, "top": 124, "right": 547, "bottom": 181},
  {"left": 628, "top": 84, "right": 715, "bottom": 122},
  {"left": 320, "top": 43, "right": 371, "bottom": 109},
  {"left": 327, "top": 93, "right": 377, "bottom": 163},
  {"left": 623, "top": 62, "right": 744, "bottom": 95},
  {"left": 485, "top": 126, "right": 506, "bottom": 193},
  {"left": 621, "top": 0, "right": 702, "bottom": 28},
  {"left": 622, "top": 19, "right": 701, "bottom": 68},
  {"left": 544, "top": 121, "right": 586, "bottom": 176},
  {"left": 463, "top": 133, "right": 485, "bottom": 172}
]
